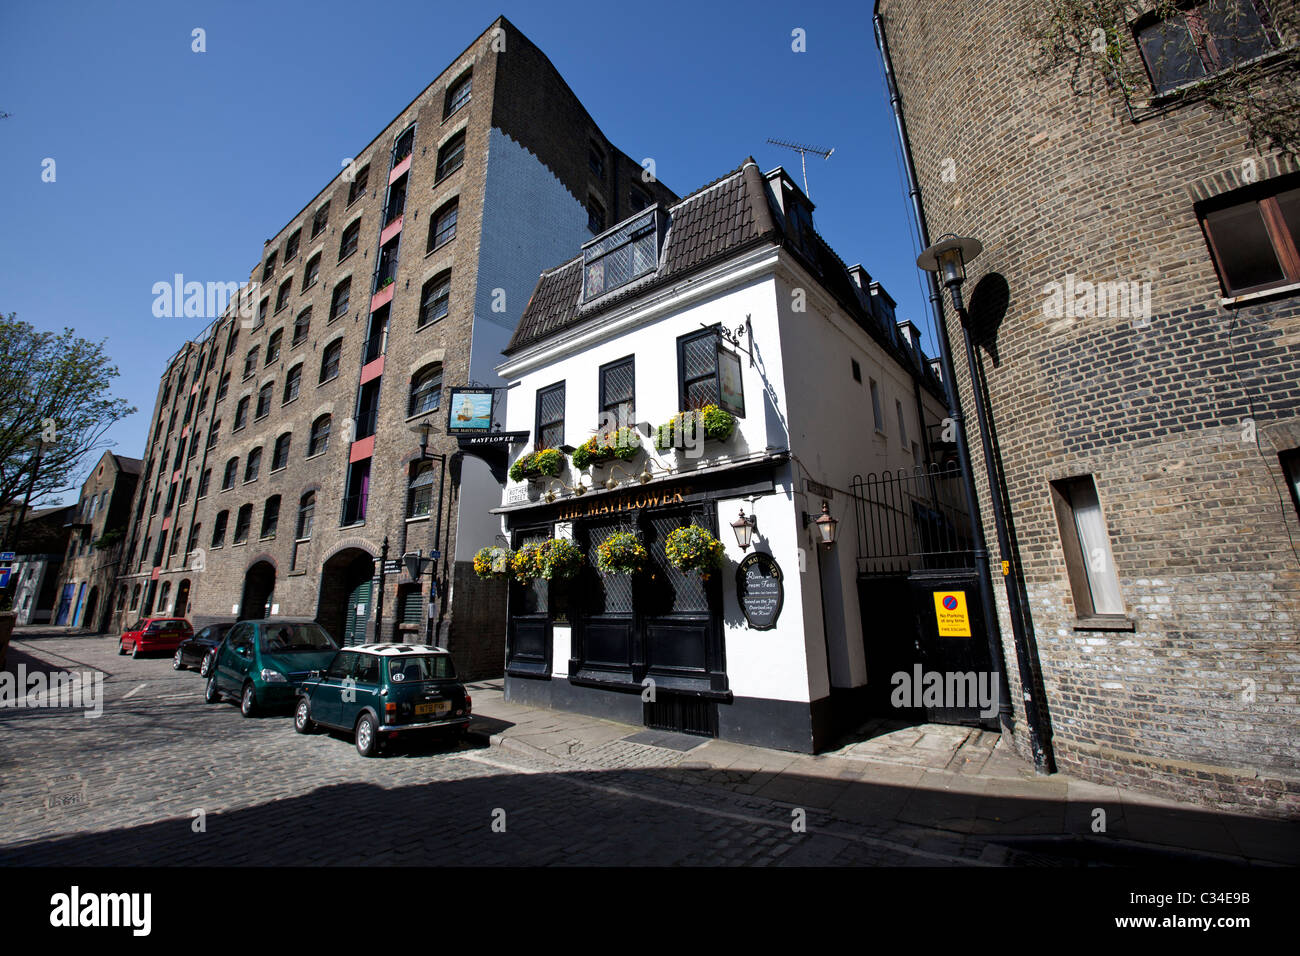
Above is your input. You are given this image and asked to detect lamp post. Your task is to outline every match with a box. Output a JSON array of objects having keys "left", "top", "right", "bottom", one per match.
[
  {"left": 918, "top": 233, "right": 1054, "bottom": 775},
  {"left": 409, "top": 421, "right": 449, "bottom": 646}
]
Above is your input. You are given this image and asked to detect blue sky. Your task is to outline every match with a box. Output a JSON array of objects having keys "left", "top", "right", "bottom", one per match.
[{"left": 0, "top": 0, "right": 935, "bottom": 503}]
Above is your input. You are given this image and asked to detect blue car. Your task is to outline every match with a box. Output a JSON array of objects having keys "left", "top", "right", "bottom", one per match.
[{"left": 205, "top": 619, "right": 339, "bottom": 717}]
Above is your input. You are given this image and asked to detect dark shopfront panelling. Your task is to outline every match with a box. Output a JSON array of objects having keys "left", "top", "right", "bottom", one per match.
[
  {"left": 504, "top": 674, "right": 825, "bottom": 753},
  {"left": 502, "top": 459, "right": 837, "bottom": 746}
]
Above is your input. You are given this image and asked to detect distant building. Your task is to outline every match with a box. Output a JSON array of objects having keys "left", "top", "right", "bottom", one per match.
[
  {"left": 495, "top": 159, "right": 948, "bottom": 750},
  {"left": 3, "top": 504, "right": 76, "bottom": 625},
  {"left": 53, "top": 451, "right": 141, "bottom": 631},
  {"left": 115, "top": 16, "right": 676, "bottom": 679},
  {"left": 876, "top": 0, "right": 1300, "bottom": 814}
]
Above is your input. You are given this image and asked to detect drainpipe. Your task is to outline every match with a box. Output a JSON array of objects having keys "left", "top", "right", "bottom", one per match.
[{"left": 874, "top": 9, "right": 1026, "bottom": 750}]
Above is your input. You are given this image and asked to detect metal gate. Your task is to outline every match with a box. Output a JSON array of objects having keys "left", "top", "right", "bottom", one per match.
[{"left": 851, "top": 464, "right": 998, "bottom": 728}]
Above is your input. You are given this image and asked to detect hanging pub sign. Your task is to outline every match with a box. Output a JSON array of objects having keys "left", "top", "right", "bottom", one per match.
[
  {"left": 736, "top": 552, "right": 783, "bottom": 629},
  {"left": 446, "top": 387, "right": 496, "bottom": 435},
  {"left": 716, "top": 343, "right": 746, "bottom": 418}
]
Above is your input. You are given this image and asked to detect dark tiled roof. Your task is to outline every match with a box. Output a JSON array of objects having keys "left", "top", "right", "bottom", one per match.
[
  {"left": 113, "top": 454, "right": 144, "bottom": 476},
  {"left": 505, "top": 158, "right": 944, "bottom": 400},
  {"left": 506, "top": 158, "right": 778, "bottom": 353}
]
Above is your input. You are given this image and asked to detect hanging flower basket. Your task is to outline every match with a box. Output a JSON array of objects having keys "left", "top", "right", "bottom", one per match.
[
  {"left": 571, "top": 427, "right": 641, "bottom": 470},
  {"left": 595, "top": 531, "right": 648, "bottom": 576},
  {"left": 473, "top": 545, "right": 513, "bottom": 579},
  {"left": 535, "top": 538, "right": 584, "bottom": 581},
  {"left": 654, "top": 404, "right": 735, "bottom": 451},
  {"left": 509, "top": 447, "right": 565, "bottom": 482},
  {"left": 665, "top": 524, "right": 726, "bottom": 579},
  {"left": 510, "top": 544, "right": 543, "bottom": 584}
]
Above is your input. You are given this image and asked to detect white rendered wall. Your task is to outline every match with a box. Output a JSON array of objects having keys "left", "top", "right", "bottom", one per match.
[{"left": 455, "top": 127, "right": 593, "bottom": 561}]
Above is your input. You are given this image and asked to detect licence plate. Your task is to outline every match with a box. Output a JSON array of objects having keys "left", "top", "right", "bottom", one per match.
[{"left": 415, "top": 701, "right": 451, "bottom": 716}]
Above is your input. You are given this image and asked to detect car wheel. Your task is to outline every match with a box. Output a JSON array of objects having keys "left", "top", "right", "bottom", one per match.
[
  {"left": 117, "top": 639, "right": 127, "bottom": 656},
  {"left": 204, "top": 675, "right": 221, "bottom": 704},
  {"left": 240, "top": 683, "right": 258, "bottom": 718},
  {"left": 355, "top": 713, "right": 378, "bottom": 757},
  {"left": 172, "top": 649, "right": 185, "bottom": 670},
  {"left": 294, "top": 697, "right": 315, "bottom": 734},
  {"left": 199, "top": 652, "right": 214, "bottom": 678},
  {"left": 131, "top": 642, "right": 140, "bottom": 659}
]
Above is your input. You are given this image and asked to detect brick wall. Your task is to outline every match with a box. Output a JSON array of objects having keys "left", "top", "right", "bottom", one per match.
[{"left": 878, "top": 0, "right": 1300, "bottom": 816}]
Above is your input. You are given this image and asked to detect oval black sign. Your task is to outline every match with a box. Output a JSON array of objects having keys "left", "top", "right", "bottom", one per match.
[{"left": 736, "top": 552, "right": 783, "bottom": 630}]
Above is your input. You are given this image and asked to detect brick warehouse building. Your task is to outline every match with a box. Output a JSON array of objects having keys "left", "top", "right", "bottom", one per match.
[
  {"left": 114, "top": 16, "right": 676, "bottom": 679},
  {"left": 875, "top": 0, "right": 1300, "bottom": 815},
  {"left": 54, "top": 451, "right": 141, "bottom": 632}
]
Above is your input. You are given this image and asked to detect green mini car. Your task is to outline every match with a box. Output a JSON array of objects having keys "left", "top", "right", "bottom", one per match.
[
  {"left": 205, "top": 619, "right": 340, "bottom": 717},
  {"left": 293, "top": 644, "right": 472, "bottom": 757}
]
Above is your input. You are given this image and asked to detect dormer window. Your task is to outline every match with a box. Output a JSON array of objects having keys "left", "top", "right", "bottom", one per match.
[{"left": 581, "top": 208, "right": 667, "bottom": 303}]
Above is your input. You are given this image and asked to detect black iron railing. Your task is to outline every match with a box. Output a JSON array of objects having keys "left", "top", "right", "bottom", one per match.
[{"left": 850, "top": 463, "right": 975, "bottom": 575}]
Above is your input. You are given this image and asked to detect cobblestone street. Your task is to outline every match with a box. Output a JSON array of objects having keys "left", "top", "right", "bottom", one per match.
[{"left": 3, "top": 630, "right": 1295, "bottom": 867}]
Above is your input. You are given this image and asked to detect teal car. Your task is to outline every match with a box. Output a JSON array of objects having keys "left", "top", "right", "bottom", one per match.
[
  {"left": 205, "top": 619, "right": 340, "bottom": 717},
  {"left": 293, "top": 644, "right": 472, "bottom": 757}
]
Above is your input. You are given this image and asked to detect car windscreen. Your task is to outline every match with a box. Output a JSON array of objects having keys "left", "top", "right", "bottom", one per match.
[
  {"left": 259, "top": 623, "right": 338, "bottom": 653},
  {"left": 387, "top": 655, "right": 457, "bottom": 683}
]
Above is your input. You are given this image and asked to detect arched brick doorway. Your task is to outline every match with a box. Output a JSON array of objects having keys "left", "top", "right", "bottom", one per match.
[
  {"left": 318, "top": 548, "right": 375, "bottom": 646},
  {"left": 239, "top": 561, "right": 276, "bottom": 621}
]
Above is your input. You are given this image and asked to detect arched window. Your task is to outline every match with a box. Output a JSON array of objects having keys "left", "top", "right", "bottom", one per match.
[
  {"left": 158, "top": 581, "right": 172, "bottom": 615},
  {"left": 283, "top": 364, "right": 302, "bottom": 404},
  {"left": 266, "top": 328, "right": 283, "bottom": 364},
  {"left": 212, "top": 511, "right": 229, "bottom": 547},
  {"left": 244, "top": 446, "right": 262, "bottom": 483},
  {"left": 409, "top": 364, "right": 443, "bottom": 416},
  {"left": 419, "top": 272, "right": 450, "bottom": 327},
  {"left": 222, "top": 457, "right": 239, "bottom": 490},
  {"left": 320, "top": 340, "right": 343, "bottom": 383},
  {"left": 255, "top": 382, "right": 273, "bottom": 419},
  {"left": 436, "top": 131, "right": 465, "bottom": 181},
  {"left": 339, "top": 219, "right": 361, "bottom": 261},
  {"left": 130, "top": 583, "right": 142, "bottom": 611},
  {"left": 407, "top": 461, "right": 435, "bottom": 518},
  {"left": 261, "top": 495, "right": 281, "bottom": 538},
  {"left": 233, "top": 504, "right": 253, "bottom": 544},
  {"left": 308, "top": 415, "right": 332, "bottom": 456},
  {"left": 329, "top": 278, "right": 351, "bottom": 321},
  {"left": 428, "top": 198, "right": 458, "bottom": 253},
  {"left": 296, "top": 491, "right": 315, "bottom": 540},
  {"left": 273, "top": 432, "right": 292, "bottom": 470}
]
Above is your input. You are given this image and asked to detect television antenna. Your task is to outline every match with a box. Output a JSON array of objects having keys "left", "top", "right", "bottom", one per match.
[{"left": 766, "top": 138, "right": 834, "bottom": 197}]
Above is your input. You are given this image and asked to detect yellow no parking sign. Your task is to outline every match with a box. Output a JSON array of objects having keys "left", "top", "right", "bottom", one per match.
[{"left": 933, "top": 590, "right": 971, "bottom": 637}]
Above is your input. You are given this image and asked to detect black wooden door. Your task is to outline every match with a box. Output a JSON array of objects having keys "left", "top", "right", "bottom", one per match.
[
  {"left": 506, "top": 530, "right": 551, "bottom": 677},
  {"left": 573, "top": 516, "right": 638, "bottom": 684},
  {"left": 638, "top": 507, "right": 725, "bottom": 694}
]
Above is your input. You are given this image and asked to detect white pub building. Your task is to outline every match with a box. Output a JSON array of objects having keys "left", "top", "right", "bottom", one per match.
[{"left": 491, "top": 159, "right": 949, "bottom": 750}]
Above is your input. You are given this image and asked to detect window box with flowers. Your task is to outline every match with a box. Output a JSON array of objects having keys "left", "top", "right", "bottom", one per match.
[
  {"left": 509, "top": 447, "right": 565, "bottom": 482},
  {"left": 595, "top": 530, "right": 648, "bottom": 576},
  {"left": 571, "top": 426, "right": 640, "bottom": 470},
  {"left": 473, "top": 545, "right": 513, "bottom": 579},
  {"left": 665, "top": 524, "right": 726, "bottom": 580},
  {"left": 654, "top": 404, "right": 736, "bottom": 451}
]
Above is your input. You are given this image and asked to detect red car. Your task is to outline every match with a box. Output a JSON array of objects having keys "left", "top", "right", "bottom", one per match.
[{"left": 118, "top": 618, "right": 193, "bottom": 658}]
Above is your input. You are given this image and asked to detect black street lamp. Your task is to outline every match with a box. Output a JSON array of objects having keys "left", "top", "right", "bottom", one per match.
[
  {"left": 409, "top": 420, "right": 450, "bottom": 646},
  {"left": 918, "top": 233, "right": 1054, "bottom": 775}
]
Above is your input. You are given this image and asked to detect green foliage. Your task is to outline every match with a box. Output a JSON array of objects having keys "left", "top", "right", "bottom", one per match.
[
  {"left": 654, "top": 405, "right": 736, "bottom": 450},
  {"left": 93, "top": 528, "right": 125, "bottom": 550},
  {"left": 1023, "top": 0, "right": 1299, "bottom": 157},
  {"left": 0, "top": 316, "right": 136, "bottom": 540},
  {"left": 473, "top": 545, "right": 513, "bottom": 579},
  {"left": 665, "top": 524, "right": 726, "bottom": 577},
  {"left": 509, "top": 447, "right": 564, "bottom": 482},
  {"left": 571, "top": 427, "right": 640, "bottom": 469},
  {"left": 535, "top": 537, "right": 584, "bottom": 581},
  {"left": 595, "top": 531, "right": 648, "bottom": 576}
]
